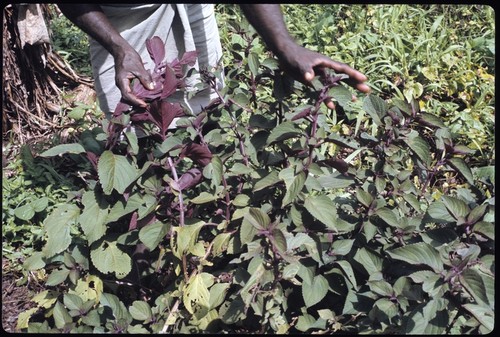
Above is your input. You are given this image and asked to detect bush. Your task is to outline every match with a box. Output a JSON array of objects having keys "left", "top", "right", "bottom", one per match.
[{"left": 16, "top": 30, "right": 494, "bottom": 333}]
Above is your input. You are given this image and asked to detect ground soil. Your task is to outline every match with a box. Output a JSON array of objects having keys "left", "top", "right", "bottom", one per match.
[{"left": 1, "top": 258, "right": 41, "bottom": 333}]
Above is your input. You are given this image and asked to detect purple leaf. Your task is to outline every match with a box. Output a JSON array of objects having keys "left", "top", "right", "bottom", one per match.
[
  {"left": 177, "top": 168, "right": 203, "bottom": 190},
  {"left": 161, "top": 66, "right": 178, "bottom": 99},
  {"left": 149, "top": 100, "right": 184, "bottom": 138},
  {"left": 319, "top": 158, "right": 349, "bottom": 173},
  {"left": 128, "top": 211, "right": 138, "bottom": 231},
  {"left": 192, "top": 111, "right": 207, "bottom": 129},
  {"left": 146, "top": 36, "right": 166, "bottom": 69},
  {"left": 132, "top": 79, "right": 163, "bottom": 102},
  {"left": 113, "top": 101, "right": 130, "bottom": 118},
  {"left": 291, "top": 107, "right": 313, "bottom": 121},
  {"left": 180, "top": 143, "right": 212, "bottom": 166}
]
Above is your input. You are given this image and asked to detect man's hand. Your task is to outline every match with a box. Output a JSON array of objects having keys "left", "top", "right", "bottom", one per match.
[
  {"left": 239, "top": 4, "right": 371, "bottom": 109},
  {"left": 57, "top": 4, "right": 155, "bottom": 109},
  {"left": 278, "top": 44, "right": 371, "bottom": 109},
  {"left": 114, "top": 46, "right": 155, "bottom": 108}
]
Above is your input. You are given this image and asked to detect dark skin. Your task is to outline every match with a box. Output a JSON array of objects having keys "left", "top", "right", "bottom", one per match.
[{"left": 57, "top": 4, "right": 371, "bottom": 110}]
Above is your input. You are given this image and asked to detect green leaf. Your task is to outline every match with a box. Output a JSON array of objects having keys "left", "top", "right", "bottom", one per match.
[
  {"left": 253, "top": 170, "right": 280, "bottom": 192},
  {"left": 375, "top": 207, "right": 400, "bottom": 227},
  {"left": 183, "top": 272, "right": 213, "bottom": 318},
  {"left": 304, "top": 195, "right": 338, "bottom": 230},
  {"left": 175, "top": 220, "right": 204, "bottom": 257},
  {"left": 368, "top": 280, "right": 393, "bottom": 297},
  {"left": 356, "top": 188, "right": 373, "bottom": 208},
  {"left": 473, "top": 221, "right": 494, "bottom": 240},
  {"left": 190, "top": 191, "right": 219, "bottom": 204},
  {"left": 220, "top": 298, "right": 246, "bottom": 325},
  {"left": 209, "top": 283, "right": 230, "bottom": 310},
  {"left": 404, "top": 131, "right": 431, "bottom": 166},
  {"left": 39, "top": 143, "right": 86, "bottom": 157},
  {"left": 426, "top": 200, "right": 456, "bottom": 223},
  {"left": 467, "top": 204, "right": 488, "bottom": 224},
  {"left": 441, "top": 195, "right": 469, "bottom": 219},
  {"left": 448, "top": 157, "right": 474, "bottom": 185},
  {"left": 402, "top": 299, "right": 448, "bottom": 334},
  {"left": 63, "top": 293, "right": 84, "bottom": 312},
  {"left": 14, "top": 203, "right": 35, "bottom": 221},
  {"left": 90, "top": 240, "right": 132, "bottom": 279},
  {"left": 98, "top": 150, "right": 138, "bottom": 195},
  {"left": 53, "top": 301, "right": 73, "bottom": 329},
  {"left": 302, "top": 274, "right": 329, "bottom": 307},
  {"left": 46, "top": 268, "right": 70, "bottom": 286},
  {"left": 23, "top": 252, "right": 46, "bottom": 270},
  {"left": 266, "top": 121, "right": 301, "bottom": 144},
  {"left": 232, "top": 194, "right": 250, "bottom": 207},
  {"left": 42, "top": 204, "right": 80, "bottom": 258},
  {"left": 462, "top": 304, "right": 494, "bottom": 333},
  {"left": 418, "top": 112, "right": 446, "bottom": 128},
  {"left": 317, "top": 172, "right": 355, "bottom": 189},
  {"left": 271, "top": 228, "right": 287, "bottom": 253},
  {"left": 31, "top": 197, "right": 49, "bottom": 212},
  {"left": 353, "top": 247, "right": 383, "bottom": 275},
  {"left": 129, "top": 301, "right": 153, "bottom": 322},
  {"left": 124, "top": 131, "right": 139, "bottom": 155},
  {"left": 80, "top": 190, "right": 108, "bottom": 244},
  {"left": 387, "top": 242, "right": 444, "bottom": 272},
  {"left": 248, "top": 52, "right": 260, "bottom": 76},
  {"left": 139, "top": 221, "right": 170, "bottom": 251},
  {"left": 244, "top": 207, "right": 271, "bottom": 230},
  {"left": 329, "top": 85, "right": 352, "bottom": 107},
  {"left": 282, "top": 171, "right": 306, "bottom": 207},
  {"left": 363, "top": 94, "right": 387, "bottom": 126},
  {"left": 210, "top": 156, "right": 223, "bottom": 188},
  {"left": 100, "top": 293, "right": 130, "bottom": 321},
  {"left": 211, "top": 233, "right": 231, "bottom": 256},
  {"left": 459, "top": 269, "right": 494, "bottom": 309},
  {"left": 335, "top": 260, "right": 358, "bottom": 290},
  {"left": 331, "top": 239, "right": 354, "bottom": 256}
]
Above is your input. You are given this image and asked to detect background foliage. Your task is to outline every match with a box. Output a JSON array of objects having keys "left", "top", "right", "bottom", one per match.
[{"left": 2, "top": 4, "right": 494, "bottom": 334}]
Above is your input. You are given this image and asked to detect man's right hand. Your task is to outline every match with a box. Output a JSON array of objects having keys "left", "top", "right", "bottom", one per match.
[
  {"left": 113, "top": 46, "right": 155, "bottom": 108},
  {"left": 57, "top": 4, "right": 155, "bottom": 108}
]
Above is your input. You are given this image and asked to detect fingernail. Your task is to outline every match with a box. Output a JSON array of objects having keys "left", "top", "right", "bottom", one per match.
[{"left": 148, "top": 82, "right": 155, "bottom": 90}]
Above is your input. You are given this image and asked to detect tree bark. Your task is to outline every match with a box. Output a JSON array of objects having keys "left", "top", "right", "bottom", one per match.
[{"left": 2, "top": 4, "right": 93, "bottom": 144}]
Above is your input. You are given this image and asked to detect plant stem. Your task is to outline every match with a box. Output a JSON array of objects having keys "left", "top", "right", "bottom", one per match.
[{"left": 167, "top": 156, "right": 188, "bottom": 282}]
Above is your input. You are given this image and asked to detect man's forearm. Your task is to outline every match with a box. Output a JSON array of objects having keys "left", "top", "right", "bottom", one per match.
[
  {"left": 239, "top": 4, "right": 298, "bottom": 58},
  {"left": 57, "top": 4, "right": 132, "bottom": 58}
]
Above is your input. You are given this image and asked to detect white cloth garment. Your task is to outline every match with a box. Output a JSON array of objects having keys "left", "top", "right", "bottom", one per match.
[{"left": 89, "top": 4, "right": 224, "bottom": 116}]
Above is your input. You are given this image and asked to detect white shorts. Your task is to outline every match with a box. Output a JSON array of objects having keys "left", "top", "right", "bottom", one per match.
[{"left": 89, "top": 4, "right": 224, "bottom": 116}]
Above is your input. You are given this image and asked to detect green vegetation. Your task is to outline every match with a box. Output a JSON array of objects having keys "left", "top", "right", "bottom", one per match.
[{"left": 3, "top": 4, "right": 494, "bottom": 334}]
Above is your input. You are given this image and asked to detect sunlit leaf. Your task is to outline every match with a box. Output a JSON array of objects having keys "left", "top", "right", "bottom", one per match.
[
  {"left": 282, "top": 171, "right": 306, "bottom": 206},
  {"left": 42, "top": 204, "right": 80, "bottom": 258},
  {"left": 39, "top": 143, "right": 86, "bottom": 157},
  {"left": 302, "top": 274, "right": 329, "bottom": 307},
  {"left": 404, "top": 130, "right": 431, "bottom": 165},
  {"left": 90, "top": 240, "right": 132, "bottom": 279},
  {"left": 139, "top": 221, "right": 169, "bottom": 251},
  {"left": 304, "top": 195, "right": 338, "bottom": 230},
  {"left": 98, "top": 151, "right": 138, "bottom": 195},
  {"left": 363, "top": 94, "right": 387, "bottom": 126},
  {"left": 267, "top": 121, "right": 301, "bottom": 144},
  {"left": 375, "top": 207, "right": 400, "bottom": 227},
  {"left": 387, "top": 242, "right": 444, "bottom": 272},
  {"left": 459, "top": 268, "right": 494, "bottom": 309},
  {"left": 448, "top": 157, "right": 474, "bottom": 185}
]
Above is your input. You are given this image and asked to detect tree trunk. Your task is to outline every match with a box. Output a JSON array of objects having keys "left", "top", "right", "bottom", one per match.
[{"left": 2, "top": 4, "right": 93, "bottom": 144}]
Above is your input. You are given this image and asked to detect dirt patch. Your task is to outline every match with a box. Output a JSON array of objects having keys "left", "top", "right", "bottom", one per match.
[{"left": 1, "top": 258, "right": 40, "bottom": 333}]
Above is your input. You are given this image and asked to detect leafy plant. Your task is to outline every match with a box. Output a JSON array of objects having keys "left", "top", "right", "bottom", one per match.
[{"left": 16, "top": 31, "right": 494, "bottom": 334}]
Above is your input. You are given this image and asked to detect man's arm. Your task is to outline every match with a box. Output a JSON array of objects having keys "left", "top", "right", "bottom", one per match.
[
  {"left": 239, "top": 4, "right": 371, "bottom": 100},
  {"left": 57, "top": 5, "right": 154, "bottom": 107}
]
